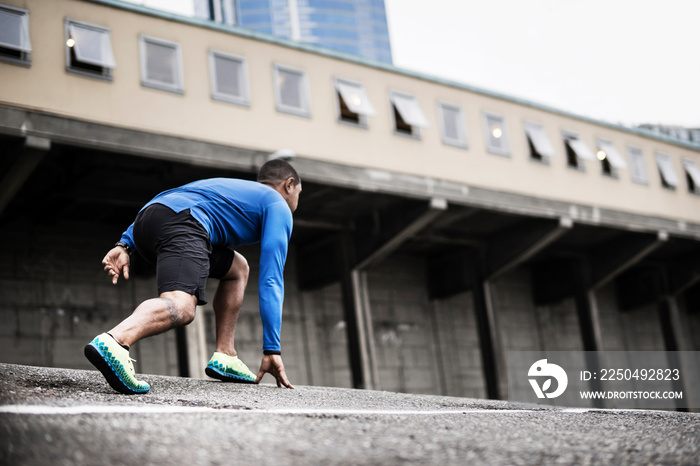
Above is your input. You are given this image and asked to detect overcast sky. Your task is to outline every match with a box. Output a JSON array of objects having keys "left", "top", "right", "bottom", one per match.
[
  {"left": 128, "top": 0, "right": 699, "bottom": 129},
  {"left": 384, "top": 0, "right": 700, "bottom": 128}
]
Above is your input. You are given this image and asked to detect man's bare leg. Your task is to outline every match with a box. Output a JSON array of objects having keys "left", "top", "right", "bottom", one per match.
[
  {"left": 108, "top": 290, "right": 197, "bottom": 348},
  {"left": 213, "top": 251, "right": 249, "bottom": 356},
  {"left": 86, "top": 290, "right": 196, "bottom": 394}
]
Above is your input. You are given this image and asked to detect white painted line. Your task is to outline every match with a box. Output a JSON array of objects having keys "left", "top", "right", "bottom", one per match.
[
  {"left": 0, "top": 404, "right": 540, "bottom": 416},
  {"left": 562, "top": 407, "right": 675, "bottom": 414},
  {"left": 262, "top": 408, "right": 537, "bottom": 416},
  {"left": 5, "top": 405, "right": 660, "bottom": 416},
  {"left": 0, "top": 405, "right": 225, "bottom": 415}
]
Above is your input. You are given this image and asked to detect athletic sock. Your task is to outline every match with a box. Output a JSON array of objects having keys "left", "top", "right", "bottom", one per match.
[{"left": 106, "top": 333, "right": 130, "bottom": 351}]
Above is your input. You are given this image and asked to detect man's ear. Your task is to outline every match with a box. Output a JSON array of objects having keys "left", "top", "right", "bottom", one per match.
[{"left": 284, "top": 177, "right": 295, "bottom": 193}]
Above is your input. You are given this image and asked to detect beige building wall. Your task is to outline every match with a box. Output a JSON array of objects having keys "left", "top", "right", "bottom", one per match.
[{"left": 2, "top": 0, "right": 699, "bottom": 225}]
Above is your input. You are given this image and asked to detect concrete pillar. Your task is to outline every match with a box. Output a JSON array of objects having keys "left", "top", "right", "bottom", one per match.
[
  {"left": 658, "top": 272, "right": 693, "bottom": 411},
  {"left": 339, "top": 233, "right": 368, "bottom": 389},
  {"left": 573, "top": 261, "right": 605, "bottom": 408},
  {"left": 471, "top": 276, "right": 504, "bottom": 400},
  {"left": 186, "top": 306, "right": 209, "bottom": 379},
  {"left": 350, "top": 269, "right": 379, "bottom": 390}
]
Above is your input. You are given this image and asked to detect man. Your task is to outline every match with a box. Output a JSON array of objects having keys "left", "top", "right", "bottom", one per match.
[{"left": 84, "top": 159, "right": 301, "bottom": 394}]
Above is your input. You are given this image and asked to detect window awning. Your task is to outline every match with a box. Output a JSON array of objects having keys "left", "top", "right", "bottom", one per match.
[
  {"left": 691, "top": 130, "right": 700, "bottom": 144},
  {"left": 390, "top": 93, "right": 429, "bottom": 128},
  {"left": 597, "top": 140, "right": 627, "bottom": 169},
  {"left": 0, "top": 8, "right": 31, "bottom": 52},
  {"left": 69, "top": 23, "right": 116, "bottom": 68},
  {"left": 336, "top": 81, "right": 376, "bottom": 116},
  {"left": 682, "top": 158, "right": 700, "bottom": 187},
  {"left": 655, "top": 153, "right": 679, "bottom": 187},
  {"left": 564, "top": 135, "right": 596, "bottom": 161},
  {"left": 524, "top": 122, "right": 555, "bottom": 158}
]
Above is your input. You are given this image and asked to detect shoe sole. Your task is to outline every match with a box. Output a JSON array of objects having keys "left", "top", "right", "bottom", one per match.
[
  {"left": 84, "top": 343, "right": 149, "bottom": 395},
  {"left": 205, "top": 366, "right": 257, "bottom": 384}
]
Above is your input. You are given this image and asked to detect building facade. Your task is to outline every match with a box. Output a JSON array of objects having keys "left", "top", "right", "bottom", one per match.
[
  {"left": 194, "top": 0, "right": 393, "bottom": 63},
  {"left": 1, "top": 0, "right": 699, "bottom": 407}
]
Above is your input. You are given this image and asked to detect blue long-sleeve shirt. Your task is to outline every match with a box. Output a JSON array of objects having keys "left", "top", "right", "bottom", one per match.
[{"left": 120, "top": 178, "right": 293, "bottom": 353}]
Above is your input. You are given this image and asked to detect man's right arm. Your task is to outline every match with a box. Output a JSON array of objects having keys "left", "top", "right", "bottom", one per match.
[
  {"left": 119, "top": 223, "right": 136, "bottom": 251},
  {"left": 102, "top": 223, "right": 135, "bottom": 285},
  {"left": 102, "top": 246, "right": 130, "bottom": 284}
]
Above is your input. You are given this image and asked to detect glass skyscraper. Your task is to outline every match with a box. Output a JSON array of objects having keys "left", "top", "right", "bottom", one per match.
[{"left": 195, "top": 0, "right": 393, "bottom": 64}]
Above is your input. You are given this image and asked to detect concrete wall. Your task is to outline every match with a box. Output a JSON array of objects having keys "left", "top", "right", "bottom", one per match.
[
  {"left": 495, "top": 268, "right": 583, "bottom": 353},
  {"left": 678, "top": 298, "right": 700, "bottom": 352},
  {"left": 1, "top": 217, "right": 697, "bottom": 397},
  {"left": 0, "top": 223, "right": 354, "bottom": 389},
  {"left": 430, "top": 292, "right": 485, "bottom": 399},
  {"left": 597, "top": 283, "right": 666, "bottom": 352},
  {"left": 2, "top": 0, "right": 700, "bottom": 226},
  {"left": 198, "top": 246, "right": 353, "bottom": 388},
  {"left": 0, "top": 219, "right": 180, "bottom": 376},
  {"left": 366, "top": 254, "right": 442, "bottom": 395}
]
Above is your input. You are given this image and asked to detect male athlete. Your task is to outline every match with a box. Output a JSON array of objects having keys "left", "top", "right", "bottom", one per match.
[{"left": 85, "top": 159, "right": 301, "bottom": 394}]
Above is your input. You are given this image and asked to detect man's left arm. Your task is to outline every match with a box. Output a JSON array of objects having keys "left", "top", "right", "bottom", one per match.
[{"left": 255, "top": 202, "right": 294, "bottom": 387}]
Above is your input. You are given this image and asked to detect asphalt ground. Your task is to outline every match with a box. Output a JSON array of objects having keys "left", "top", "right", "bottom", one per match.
[{"left": 1, "top": 363, "right": 698, "bottom": 465}]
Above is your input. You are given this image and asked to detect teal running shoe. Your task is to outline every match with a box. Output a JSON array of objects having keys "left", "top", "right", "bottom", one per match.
[
  {"left": 84, "top": 333, "right": 150, "bottom": 395},
  {"left": 205, "top": 352, "right": 257, "bottom": 384}
]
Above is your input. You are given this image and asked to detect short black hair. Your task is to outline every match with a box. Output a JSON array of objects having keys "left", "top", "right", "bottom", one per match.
[{"left": 258, "top": 159, "right": 301, "bottom": 186}]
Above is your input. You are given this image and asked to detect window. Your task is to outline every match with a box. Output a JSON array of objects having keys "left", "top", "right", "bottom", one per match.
[
  {"left": 595, "top": 139, "right": 626, "bottom": 177},
  {"left": 209, "top": 50, "right": 249, "bottom": 106},
  {"left": 195, "top": 0, "right": 236, "bottom": 25},
  {"left": 139, "top": 35, "right": 184, "bottom": 94},
  {"left": 627, "top": 146, "right": 649, "bottom": 185},
  {"left": 274, "top": 64, "right": 310, "bottom": 117},
  {"left": 655, "top": 152, "right": 679, "bottom": 190},
  {"left": 683, "top": 159, "right": 700, "bottom": 195},
  {"left": 561, "top": 131, "right": 595, "bottom": 170},
  {"left": 437, "top": 102, "right": 467, "bottom": 148},
  {"left": 482, "top": 112, "right": 510, "bottom": 156},
  {"left": 65, "top": 20, "right": 116, "bottom": 80},
  {"left": 0, "top": 4, "right": 31, "bottom": 66},
  {"left": 334, "top": 78, "right": 375, "bottom": 127},
  {"left": 523, "top": 121, "right": 555, "bottom": 163},
  {"left": 389, "top": 90, "right": 428, "bottom": 138}
]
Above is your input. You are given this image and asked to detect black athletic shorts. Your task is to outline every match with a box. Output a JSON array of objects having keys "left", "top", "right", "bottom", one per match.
[{"left": 131, "top": 203, "right": 235, "bottom": 305}]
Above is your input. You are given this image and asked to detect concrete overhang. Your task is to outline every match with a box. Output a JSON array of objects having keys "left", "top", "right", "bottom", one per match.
[{"left": 1, "top": 104, "right": 700, "bottom": 242}]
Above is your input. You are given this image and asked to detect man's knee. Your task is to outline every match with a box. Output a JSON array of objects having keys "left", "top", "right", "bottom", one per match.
[
  {"left": 160, "top": 291, "right": 197, "bottom": 326},
  {"left": 178, "top": 305, "right": 196, "bottom": 326},
  {"left": 225, "top": 252, "right": 249, "bottom": 282},
  {"left": 237, "top": 254, "right": 250, "bottom": 280}
]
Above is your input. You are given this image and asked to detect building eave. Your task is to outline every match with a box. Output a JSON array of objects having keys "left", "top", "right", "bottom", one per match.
[{"left": 2, "top": 103, "right": 699, "bottom": 241}]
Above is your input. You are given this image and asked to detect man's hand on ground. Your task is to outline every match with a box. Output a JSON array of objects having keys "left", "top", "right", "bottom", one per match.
[
  {"left": 102, "top": 246, "right": 130, "bottom": 285},
  {"left": 255, "top": 354, "right": 295, "bottom": 389}
]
